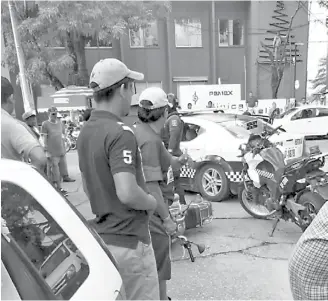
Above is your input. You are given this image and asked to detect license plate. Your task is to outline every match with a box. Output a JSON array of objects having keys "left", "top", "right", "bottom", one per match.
[{"left": 285, "top": 148, "right": 296, "bottom": 159}]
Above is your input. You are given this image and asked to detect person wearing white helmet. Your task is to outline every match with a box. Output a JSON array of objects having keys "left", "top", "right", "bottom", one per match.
[{"left": 134, "top": 87, "right": 192, "bottom": 300}]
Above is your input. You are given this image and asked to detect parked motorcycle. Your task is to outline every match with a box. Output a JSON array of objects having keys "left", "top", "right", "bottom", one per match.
[
  {"left": 238, "top": 124, "right": 328, "bottom": 235},
  {"left": 65, "top": 126, "right": 80, "bottom": 152}
]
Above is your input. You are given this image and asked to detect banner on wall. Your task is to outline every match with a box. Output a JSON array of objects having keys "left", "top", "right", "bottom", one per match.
[{"left": 179, "top": 84, "right": 242, "bottom": 111}]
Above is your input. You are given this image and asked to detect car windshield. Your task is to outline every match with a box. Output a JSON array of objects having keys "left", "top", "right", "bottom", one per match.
[
  {"left": 40, "top": 244, "right": 70, "bottom": 277},
  {"left": 217, "top": 119, "right": 275, "bottom": 139},
  {"left": 275, "top": 107, "right": 298, "bottom": 119}
]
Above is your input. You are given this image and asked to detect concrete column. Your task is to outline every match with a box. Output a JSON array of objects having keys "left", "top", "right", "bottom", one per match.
[
  {"left": 119, "top": 37, "right": 125, "bottom": 63},
  {"left": 326, "top": 17, "right": 328, "bottom": 91},
  {"left": 247, "top": 1, "right": 260, "bottom": 97},
  {"left": 210, "top": 1, "right": 217, "bottom": 84},
  {"left": 165, "top": 14, "right": 173, "bottom": 92}
]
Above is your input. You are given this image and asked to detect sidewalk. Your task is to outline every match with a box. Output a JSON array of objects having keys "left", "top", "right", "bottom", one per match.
[{"left": 62, "top": 152, "right": 95, "bottom": 220}]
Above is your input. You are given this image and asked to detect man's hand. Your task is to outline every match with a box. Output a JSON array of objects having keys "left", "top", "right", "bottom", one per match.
[
  {"left": 45, "top": 151, "right": 51, "bottom": 158},
  {"left": 163, "top": 216, "right": 177, "bottom": 236},
  {"left": 178, "top": 153, "right": 193, "bottom": 167}
]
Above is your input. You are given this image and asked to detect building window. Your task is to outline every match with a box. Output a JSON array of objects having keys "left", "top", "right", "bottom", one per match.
[
  {"left": 218, "top": 19, "right": 244, "bottom": 47},
  {"left": 129, "top": 21, "right": 159, "bottom": 48},
  {"left": 131, "top": 82, "right": 163, "bottom": 105},
  {"left": 174, "top": 18, "right": 202, "bottom": 48},
  {"left": 85, "top": 35, "right": 112, "bottom": 48}
]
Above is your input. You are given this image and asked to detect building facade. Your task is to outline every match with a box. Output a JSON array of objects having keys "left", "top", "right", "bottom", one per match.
[{"left": 6, "top": 1, "right": 309, "bottom": 115}]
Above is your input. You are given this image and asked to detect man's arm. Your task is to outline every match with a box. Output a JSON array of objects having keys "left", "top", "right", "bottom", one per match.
[
  {"left": 11, "top": 122, "right": 46, "bottom": 171},
  {"left": 146, "top": 182, "right": 171, "bottom": 220},
  {"left": 168, "top": 117, "right": 182, "bottom": 154},
  {"left": 161, "top": 146, "right": 192, "bottom": 171},
  {"left": 140, "top": 140, "right": 171, "bottom": 220},
  {"left": 41, "top": 122, "right": 48, "bottom": 151},
  {"left": 109, "top": 129, "right": 157, "bottom": 211}
]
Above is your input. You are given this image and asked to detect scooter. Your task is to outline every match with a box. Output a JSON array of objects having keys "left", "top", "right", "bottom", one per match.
[{"left": 238, "top": 124, "right": 328, "bottom": 235}]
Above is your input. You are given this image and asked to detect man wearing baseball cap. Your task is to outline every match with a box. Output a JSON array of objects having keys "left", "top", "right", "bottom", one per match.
[
  {"left": 77, "top": 58, "right": 159, "bottom": 300},
  {"left": 41, "top": 106, "right": 69, "bottom": 196},
  {"left": 1, "top": 76, "right": 46, "bottom": 171},
  {"left": 134, "top": 87, "right": 192, "bottom": 300}
]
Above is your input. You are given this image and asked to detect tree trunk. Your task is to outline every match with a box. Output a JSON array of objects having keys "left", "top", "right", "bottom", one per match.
[
  {"left": 271, "top": 65, "right": 279, "bottom": 99},
  {"left": 74, "top": 34, "right": 89, "bottom": 86},
  {"left": 66, "top": 31, "right": 78, "bottom": 85},
  {"left": 66, "top": 31, "right": 89, "bottom": 86}
]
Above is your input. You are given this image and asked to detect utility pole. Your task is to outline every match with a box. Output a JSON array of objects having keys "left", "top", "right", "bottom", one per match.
[
  {"left": 326, "top": 17, "right": 328, "bottom": 90},
  {"left": 293, "top": 42, "right": 304, "bottom": 99},
  {"left": 8, "top": 0, "right": 34, "bottom": 112}
]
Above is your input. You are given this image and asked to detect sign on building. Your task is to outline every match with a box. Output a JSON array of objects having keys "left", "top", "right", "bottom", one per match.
[{"left": 179, "top": 84, "right": 241, "bottom": 111}]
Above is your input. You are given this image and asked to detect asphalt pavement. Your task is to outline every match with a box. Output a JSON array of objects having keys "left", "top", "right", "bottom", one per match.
[{"left": 63, "top": 139, "right": 328, "bottom": 300}]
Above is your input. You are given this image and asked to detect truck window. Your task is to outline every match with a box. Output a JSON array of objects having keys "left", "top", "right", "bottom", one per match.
[{"left": 1, "top": 181, "right": 90, "bottom": 300}]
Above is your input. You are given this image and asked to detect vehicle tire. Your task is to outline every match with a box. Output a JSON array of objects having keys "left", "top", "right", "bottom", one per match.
[
  {"left": 196, "top": 163, "right": 229, "bottom": 202},
  {"left": 297, "top": 191, "right": 326, "bottom": 231},
  {"left": 239, "top": 188, "right": 276, "bottom": 219},
  {"left": 71, "top": 140, "right": 77, "bottom": 151}
]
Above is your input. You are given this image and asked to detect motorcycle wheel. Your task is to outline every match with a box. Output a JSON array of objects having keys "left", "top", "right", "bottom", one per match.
[
  {"left": 239, "top": 188, "right": 276, "bottom": 219},
  {"left": 297, "top": 191, "right": 326, "bottom": 231},
  {"left": 65, "top": 138, "right": 72, "bottom": 153}
]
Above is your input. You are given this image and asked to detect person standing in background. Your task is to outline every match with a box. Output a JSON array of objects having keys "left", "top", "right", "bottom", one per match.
[
  {"left": 247, "top": 91, "right": 258, "bottom": 112},
  {"left": 162, "top": 93, "right": 187, "bottom": 205},
  {"left": 269, "top": 102, "right": 280, "bottom": 124},
  {"left": 56, "top": 113, "right": 75, "bottom": 183},
  {"left": 42, "top": 106, "right": 68, "bottom": 196},
  {"left": 1, "top": 76, "right": 46, "bottom": 172}
]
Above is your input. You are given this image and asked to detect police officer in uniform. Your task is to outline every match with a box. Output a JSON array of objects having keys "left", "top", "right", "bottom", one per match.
[{"left": 161, "top": 93, "right": 187, "bottom": 205}]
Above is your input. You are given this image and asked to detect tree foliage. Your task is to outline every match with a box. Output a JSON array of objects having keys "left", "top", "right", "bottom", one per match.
[
  {"left": 319, "top": 0, "right": 328, "bottom": 10},
  {"left": 310, "top": 56, "right": 327, "bottom": 93},
  {"left": 1, "top": 1, "right": 170, "bottom": 89},
  {"left": 260, "top": 1, "right": 302, "bottom": 99}
]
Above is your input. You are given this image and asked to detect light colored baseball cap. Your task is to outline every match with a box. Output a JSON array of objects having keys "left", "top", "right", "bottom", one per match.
[
  {"left": 138, "top": 87, "right": 172, "bottom": 109},
  {"left": 89, "top": 58, "right": 144, "bottom": 91},
  {"left": 22, "top": 110, "right": 36, "bottom": 120}
]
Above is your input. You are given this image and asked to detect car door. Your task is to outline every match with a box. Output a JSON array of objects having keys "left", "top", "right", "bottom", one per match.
[
  {"left": 1, "top": 160, "right": 124, "bottom": 300},
  {"left": 316, "top": 107, "right": 328, "bottom": 136},
  {"left": 180, "top": 119, "right": 208, "bottom": 161},
  {"left": 288, "top": 108, "right": 317, "bottom": 135}
]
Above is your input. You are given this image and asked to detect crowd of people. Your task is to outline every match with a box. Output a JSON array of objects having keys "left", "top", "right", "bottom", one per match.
[{"left": 1, "top": 55, "right": 327, "bottom": 300}]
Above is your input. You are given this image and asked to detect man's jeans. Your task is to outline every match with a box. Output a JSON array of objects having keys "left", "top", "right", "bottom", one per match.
[
  {"left": 59, "top": 154, "right": 68, "bottom": 178},
  {"left": 106, "top": 241, "right": 160, "bottom": 300},
  {"left": 47, "top": 156, "right": 63, "bottom": 185}
]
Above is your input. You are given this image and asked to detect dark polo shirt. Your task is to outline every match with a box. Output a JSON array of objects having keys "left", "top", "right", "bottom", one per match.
[{"left": 77, "top": 110, "right": 150, "bottom": 249}]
